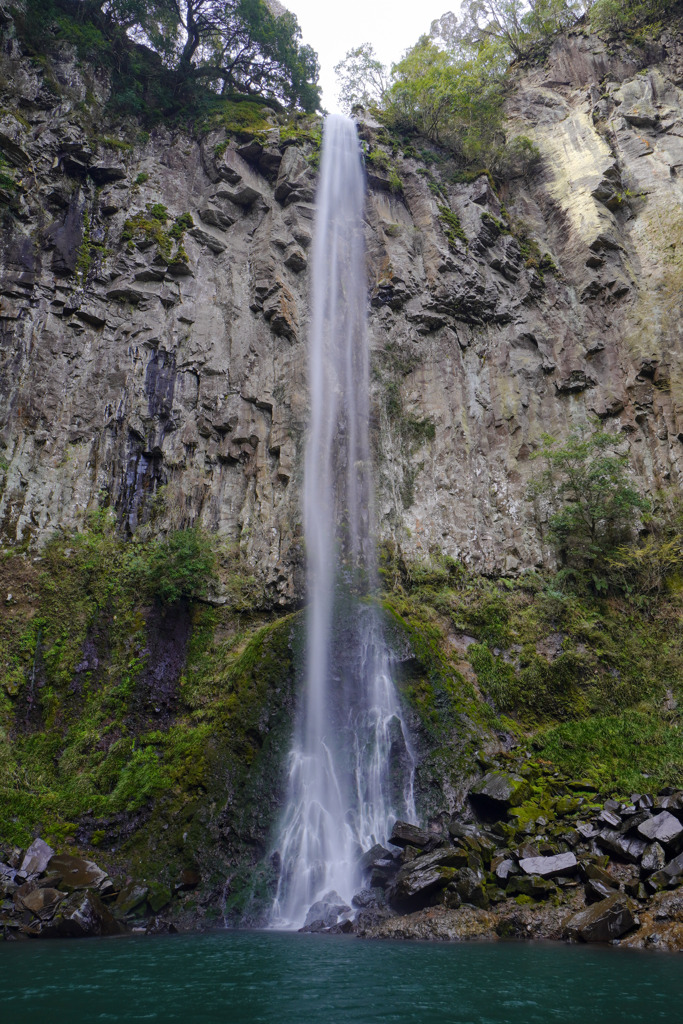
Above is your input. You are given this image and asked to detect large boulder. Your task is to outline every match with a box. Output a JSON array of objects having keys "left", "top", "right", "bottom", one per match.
[
  {"left": 302, "top": 891, "right": 351, "bottom": 931},
  {"left": 47, "top": 853, "right": 112, "bottom": 893},
  {"left": 518, "top": 852, "right": 578, "bottom": 878},
  {"left": 42, "top": 891, "right": 124, "bottom": 938},
  {"left": 388, "top": 821, "right": 435, "bottom": 850},
  {"left": 389, "top": 855, "right": 458, "bottom": 908},
  {"left": 20, "top": 839, "right": 54, "bottom": 876},
  {"left": 469, "top": 772, "right": 531, "bottom": 818},
  {"left": 564, "top": 894, "right": 638, "bottom": 943},
  {"left": 637, "top": 811, "right": 683, "bottom": 847}
]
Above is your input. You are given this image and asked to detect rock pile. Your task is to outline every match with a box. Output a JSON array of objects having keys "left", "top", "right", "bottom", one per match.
[
  {"left": 345, "top": 766, "right": 683, "bottom": 947},
  {"left": 1, "top": 839, "right": 186, "bottom": 940}
]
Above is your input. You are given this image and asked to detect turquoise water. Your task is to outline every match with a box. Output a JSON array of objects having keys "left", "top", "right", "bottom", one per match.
[{"left": 0, "top": 930, "right": 679, "bottom": 1023}]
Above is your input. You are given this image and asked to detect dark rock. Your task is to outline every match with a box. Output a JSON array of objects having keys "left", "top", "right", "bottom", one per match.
[
  {"left": 452, "top": 867, "right": 488, "bottom": 908},
  {"left": 351, "top": 888, "right": 381, "bottom": 909},
  {"left": 599, "top": 810, "right": 622, "bottom": 828},
  {"left": 20, "top": 839, "right": 54, "bottom": 876},
  {"left": 576, "top": 822, "right": 599, "bottom": 840},
  {"left": 586, "top": 878, "right": 618, "bottom": 903},
  {"left": 302, "top": 891, "right": 351, "bottom": 931},
  {"left": 359, "top": 844, "right": 394, "bottom": 872},
  {"left": 506, "top": 875, "right": 557, "bottom": 900},
  {"left": 469, "top": 772, "right": 531, "bottom": 819},
  {"left": 18, "top": 887, "right": 66, "bottom": 920},
  {"left": 584, "top": 863, "right": 615, "bottom": 887},
  {"left": 89, "top": 164, "right": 127, "bottom": 184},
  {"left": 177, "top": 868, "right": 200, "bottom": 890},
  {"left": 518, "top": 852, "right": 578, "bottom": 878},
  {"left": 637, "top": 811, "right": 683, "bottom": 846},
  {"left": 42, "top": 891, "right": 124, "bottom": 939},
  {"left": 564, "top": 894, "right": 637, "bottom": 943},
  {"left": 47, "top": 854, "right": 110, "bottom": 892},
  {"left": 115, "top": 883, "right": 149, "bottom": 917},
  {"left": 447, "top": 820, "right": 480, "bottom": 841},
  {"left": 641, "top": 842, "right": 666, "bottom": 875},
  {"left": 491, "top": 856, "right": 518, "bottom": 882},
  {"left": 388, "top": 821, "right": 435, "bottom": 850},
  {"left": 597, "top": 830, "right": 647, "bottom": 863},
  {"left": 656, "top": 792, "right": 683, "bottom": 812}
]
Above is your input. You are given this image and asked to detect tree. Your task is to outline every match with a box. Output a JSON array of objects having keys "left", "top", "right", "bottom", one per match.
[
  {"left": 431, "top": 0, "right": 581, "bottom": 61},
  {"left": 108, "top": 0, "right": 321, "bottom": 109},
  {"left": 528, "top": 429, "right": 649, "bottom": 578},
  {"left": 334, "top": 43, "right": 389, "bottom": 114}
]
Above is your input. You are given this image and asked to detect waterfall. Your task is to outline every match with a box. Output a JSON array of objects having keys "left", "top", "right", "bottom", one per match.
[{"left": 271, "top": 115, "right": 416, "bottom": 929}]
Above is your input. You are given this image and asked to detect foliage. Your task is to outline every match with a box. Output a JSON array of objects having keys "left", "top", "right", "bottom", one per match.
[
  {"left": 431, "top": 0, "right": 582, "bottom": 62},
  {"left": 334, "top": 42, "right": 389, "bottom": 114},
  {"left": 589, "top": 0, "right": 673, "bottom": 34},
  {"left": 146, "top": 527, "right": 218, "bottom": 604},
  {"left": 528, "top": 428, "right": 649, "bottom": 578},
  {"left": 17, "top": 0, "right": 320, "bottom": 117}
]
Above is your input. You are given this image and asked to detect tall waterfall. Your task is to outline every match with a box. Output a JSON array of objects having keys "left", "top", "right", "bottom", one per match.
[{"left": 271, "top": 115, "right": 416, "bottom": 929}]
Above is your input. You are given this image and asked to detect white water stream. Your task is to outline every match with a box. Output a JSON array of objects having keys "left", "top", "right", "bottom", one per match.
[{"left": 271, "top": 115, "right": 416, "bottom": 929}]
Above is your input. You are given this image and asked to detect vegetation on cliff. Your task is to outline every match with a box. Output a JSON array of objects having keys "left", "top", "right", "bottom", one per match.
[
  {"left": 11, "top": 0, "right": 320, "bottom": 118},
  {"left": 336, "top": 0, "right": 681, "bottom": 175}
]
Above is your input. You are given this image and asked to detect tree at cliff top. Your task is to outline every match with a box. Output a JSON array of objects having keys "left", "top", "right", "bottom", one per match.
[
  {"left": 22, "top": 0, "right": 320, "bottom": 110},
  {"left": 333, "top": 43, "right": 389, "bottom": 115}
]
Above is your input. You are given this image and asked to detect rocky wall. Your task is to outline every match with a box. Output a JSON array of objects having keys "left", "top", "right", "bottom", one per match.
[{"left": 1, "top": 12, "right": 683, "bottom": 594}]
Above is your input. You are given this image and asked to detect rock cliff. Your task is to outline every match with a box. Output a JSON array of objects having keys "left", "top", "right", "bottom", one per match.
[{"left": 2, "top": 12, "right": 682, "bottom": 591}]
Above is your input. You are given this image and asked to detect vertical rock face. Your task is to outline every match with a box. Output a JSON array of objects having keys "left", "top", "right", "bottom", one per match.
[{"left": 1, "top": 15, "right": 682, "bottom": 593}]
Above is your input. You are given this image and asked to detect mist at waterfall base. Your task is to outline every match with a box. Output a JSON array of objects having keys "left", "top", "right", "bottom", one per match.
[{"left": 271, "top": 115, "right": 415, "bottom": 929}]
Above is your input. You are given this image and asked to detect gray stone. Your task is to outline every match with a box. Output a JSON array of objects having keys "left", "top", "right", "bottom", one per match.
[
  {"left": 41, "top": 891, "right": 124, "bottom": 938},
  {"left": 641, "top": 842, "right": 666, "bottom": 875},
  {"left": 20, "top": 839, "right": 54, "bottom": 876},
  {"left": 518, "top": 852, "right": 578, "bottom": 878},
  {"left": 564, "top": 894, "right": 637, "bottom": 943},
  {"left": 637, "top": 811, "right": 683, "bottom": 846},
  {"left": 469, "top": 772, "right": 531, "bottom": 815},
  {"left": 388, "top": 821, "right": 435, "bottom": 850}
]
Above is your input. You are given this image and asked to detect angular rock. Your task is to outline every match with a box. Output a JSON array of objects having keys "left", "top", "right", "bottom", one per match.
[
  {"left": 89, "top": 163, "right": 127, "bottom": 184},
  {"left": 518, "top": 852, "right": 578, "bottom": 878},
  {"left": 48, "top": 854, "right": 110, "bottom": 892},
  {"left": 389, "top": 858, "right": 457, "bottom": 907},
  {"left": 637, "top": 811, "right": 683, "bottom": 846},
  {"left": 42, "top": 891, "right": 124, "bottom": 939},
  {"left": 597, "top": 830, "right": 647, "bottom": 863},
  {"left": 564, "top": 894, "right": 637, "bottom": 943},
  {"left": 641, "top": 842, "right": 666, "bottom": 875},
  {"left": 302, "top": 890, "right": 351, "bottom": 931},
  {"left": 506, "top": 875, "right": 557, "bottom": 900},
  {"left": 388, "top": 821, "right": 435, "bottom": 850},
  {"left": 585, "top": 878, "right": 618, "bottom": 903},
  {"left": 359, "top": 843, "right": 394, "bottom": 873},
  {"left": 469, "top": 772, "right": 531, "bottom": 817},
  {"left": 20, "top": 839, "right": 54, "bottom": 876},
  {"left": 19, "top": 887, "right": 66, "bottom": 920}
]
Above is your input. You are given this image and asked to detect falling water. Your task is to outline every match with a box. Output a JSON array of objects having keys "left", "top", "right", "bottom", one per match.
[{"left": 271, "top": 115, "right": 416, "bottom": 929}]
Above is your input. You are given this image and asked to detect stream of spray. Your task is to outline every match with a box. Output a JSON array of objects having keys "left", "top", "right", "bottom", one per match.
[{"left": 271, "top": 115, "right": 416, "bottom": 929}]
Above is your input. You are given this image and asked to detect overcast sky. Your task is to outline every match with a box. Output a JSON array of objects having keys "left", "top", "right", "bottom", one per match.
[{"left": 284, "top": 1, "right": 455, "bottom": 113}]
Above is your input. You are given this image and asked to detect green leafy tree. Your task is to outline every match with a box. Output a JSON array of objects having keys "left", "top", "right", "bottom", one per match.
[
  {"left": 529, "top": 429, "right": 649, "bottom": 580},
  {"left": 334, "top": 43, "right": 389, "bottom": 114},
  {"left": 432, "top": 0, "right": 581, "bottom": 61},
  {"left": 145, "top": 527, "right": 218, "bottom": 604},
  {"left": 589, "top": 0, "right": 673, "bottom": 33}
]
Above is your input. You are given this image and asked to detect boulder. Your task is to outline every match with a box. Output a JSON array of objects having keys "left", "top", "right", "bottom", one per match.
[
  {"left": 585, "top": 878, "right": 618, "bottom": 903},
  {"left": 20, "top": 839, "right": 54, "bottom": 876},
  {"left": 359, "top": 844, "right": 394, "bottom": 872},
  {"left": 389, "top": 855, "right": 458, "bottom": 907},
  {"left": 469, "top": 772, "right": 531, "bottom": 818},
  {"left": 518, "top": 852, "right": 578, "bottom": 878},
  {"left": 597, "top": 830, "right": 647, "bottom": 863},
  {"left": 302, "top": 891, "right": 351, "bottom": 931},
  {"left": 47, "top": 854, "right": 111, "bottom": 893},
  {"left": 564, "top": 894, "right": 637, "bottom": 943},
  {"left": 19, "top": 887, "right": 66, "bottom": 920},
  {"left": 42, "top": 891, "right": 124, "bottom": 939},
  {"left": 388, "top": 821, "right": 435, "bottom": 850},
  {"left": 637, "top": 811, "right": 683, "bottom": 846},
  {"left": 506, "top": 875, "right": 557, "bottom": 900},
  {"left": 641, "top": 842, "right": 666, "bottom": 875}
]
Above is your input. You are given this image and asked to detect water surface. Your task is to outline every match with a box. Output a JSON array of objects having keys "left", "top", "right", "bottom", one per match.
[{"left": 0, "top": 930, "right": 679, "bottom": 1023}]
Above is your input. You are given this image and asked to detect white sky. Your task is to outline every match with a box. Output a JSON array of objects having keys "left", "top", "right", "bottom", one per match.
[{"left": 284, "top": 1, "right": 455, "bottom": 113}]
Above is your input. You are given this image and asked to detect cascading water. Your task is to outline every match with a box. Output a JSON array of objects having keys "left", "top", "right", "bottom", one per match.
[{"left": 271, "top": 114, "right": 416, "bottom": 929}]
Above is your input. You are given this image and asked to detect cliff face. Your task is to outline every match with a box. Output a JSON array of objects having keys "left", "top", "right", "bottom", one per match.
[{"left": 1, "top": 13, "right": 683, "bottom": 591}]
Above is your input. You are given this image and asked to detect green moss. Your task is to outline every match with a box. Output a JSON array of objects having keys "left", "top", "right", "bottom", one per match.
[
  {"left": 437, "top": 203, "right": 467, "bottom": 248},
  {"left": 121, "top": 205, "right": 192, "bottom": 264},
  {"left": 134, "top": 172, "right": 149, "bottom": 185}
]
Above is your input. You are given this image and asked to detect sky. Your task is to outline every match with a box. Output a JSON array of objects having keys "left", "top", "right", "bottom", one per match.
[{"left": 283, "top": 1, "right": 456, "bottom": 113}]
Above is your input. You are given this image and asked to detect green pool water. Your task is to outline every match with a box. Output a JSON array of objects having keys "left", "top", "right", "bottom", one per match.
[{"left": 0, "top": 930, "right": 679, "bottom": 1023}]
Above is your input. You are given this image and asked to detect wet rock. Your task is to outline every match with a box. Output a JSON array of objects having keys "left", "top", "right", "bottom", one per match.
[
  {"left": 351, "top": 887, "right": 381, "bottom": 909},
  {"left": 42, "top": 891, "right": 124, "bottom": 939},
  {"left": 19, "top": 887, "right": 66, "bottom": 920},
  {"left": 469, "top": 772, "right": 531, "bottom": 818},
  {"left": 20, "top": 839, "right": 54, "bottom": 876},
  {"left": 389, "top": 858, "right": 457, "bottom": 907},
  {"left": 506, "top": 875, "right": 557, "bottom": 900},
  {"left": 586, "top": 878, "right": 618, "bottom": 903},
  {"left": 47, "top": 854, "right": 111, "bottom": 893},
  {"left": 518, "top": 852, "right": 578, "bottom": 878},
  {"left": 641, "top": 843, "right": 667, "bottom": 875},
  {"left": 302, "top": 891, "right": 351, "bottom": 931},
  {"left": 115, "top": 882, "right": 149, "bottom": 917},
  {"left": 359, "top": 844, "right": 394, "bottom": 872},
  {"left": 597, "top": 830, "right": 647, "bottom": 863},
  {"left": 564, "top": 894, "right": 637, "bottom": 943},
  {"left": 388, "top": 821, "right": 435, "bottom": 850},
  {"left": 637, "top": 812, "right": 683, "bottom": 847}
]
